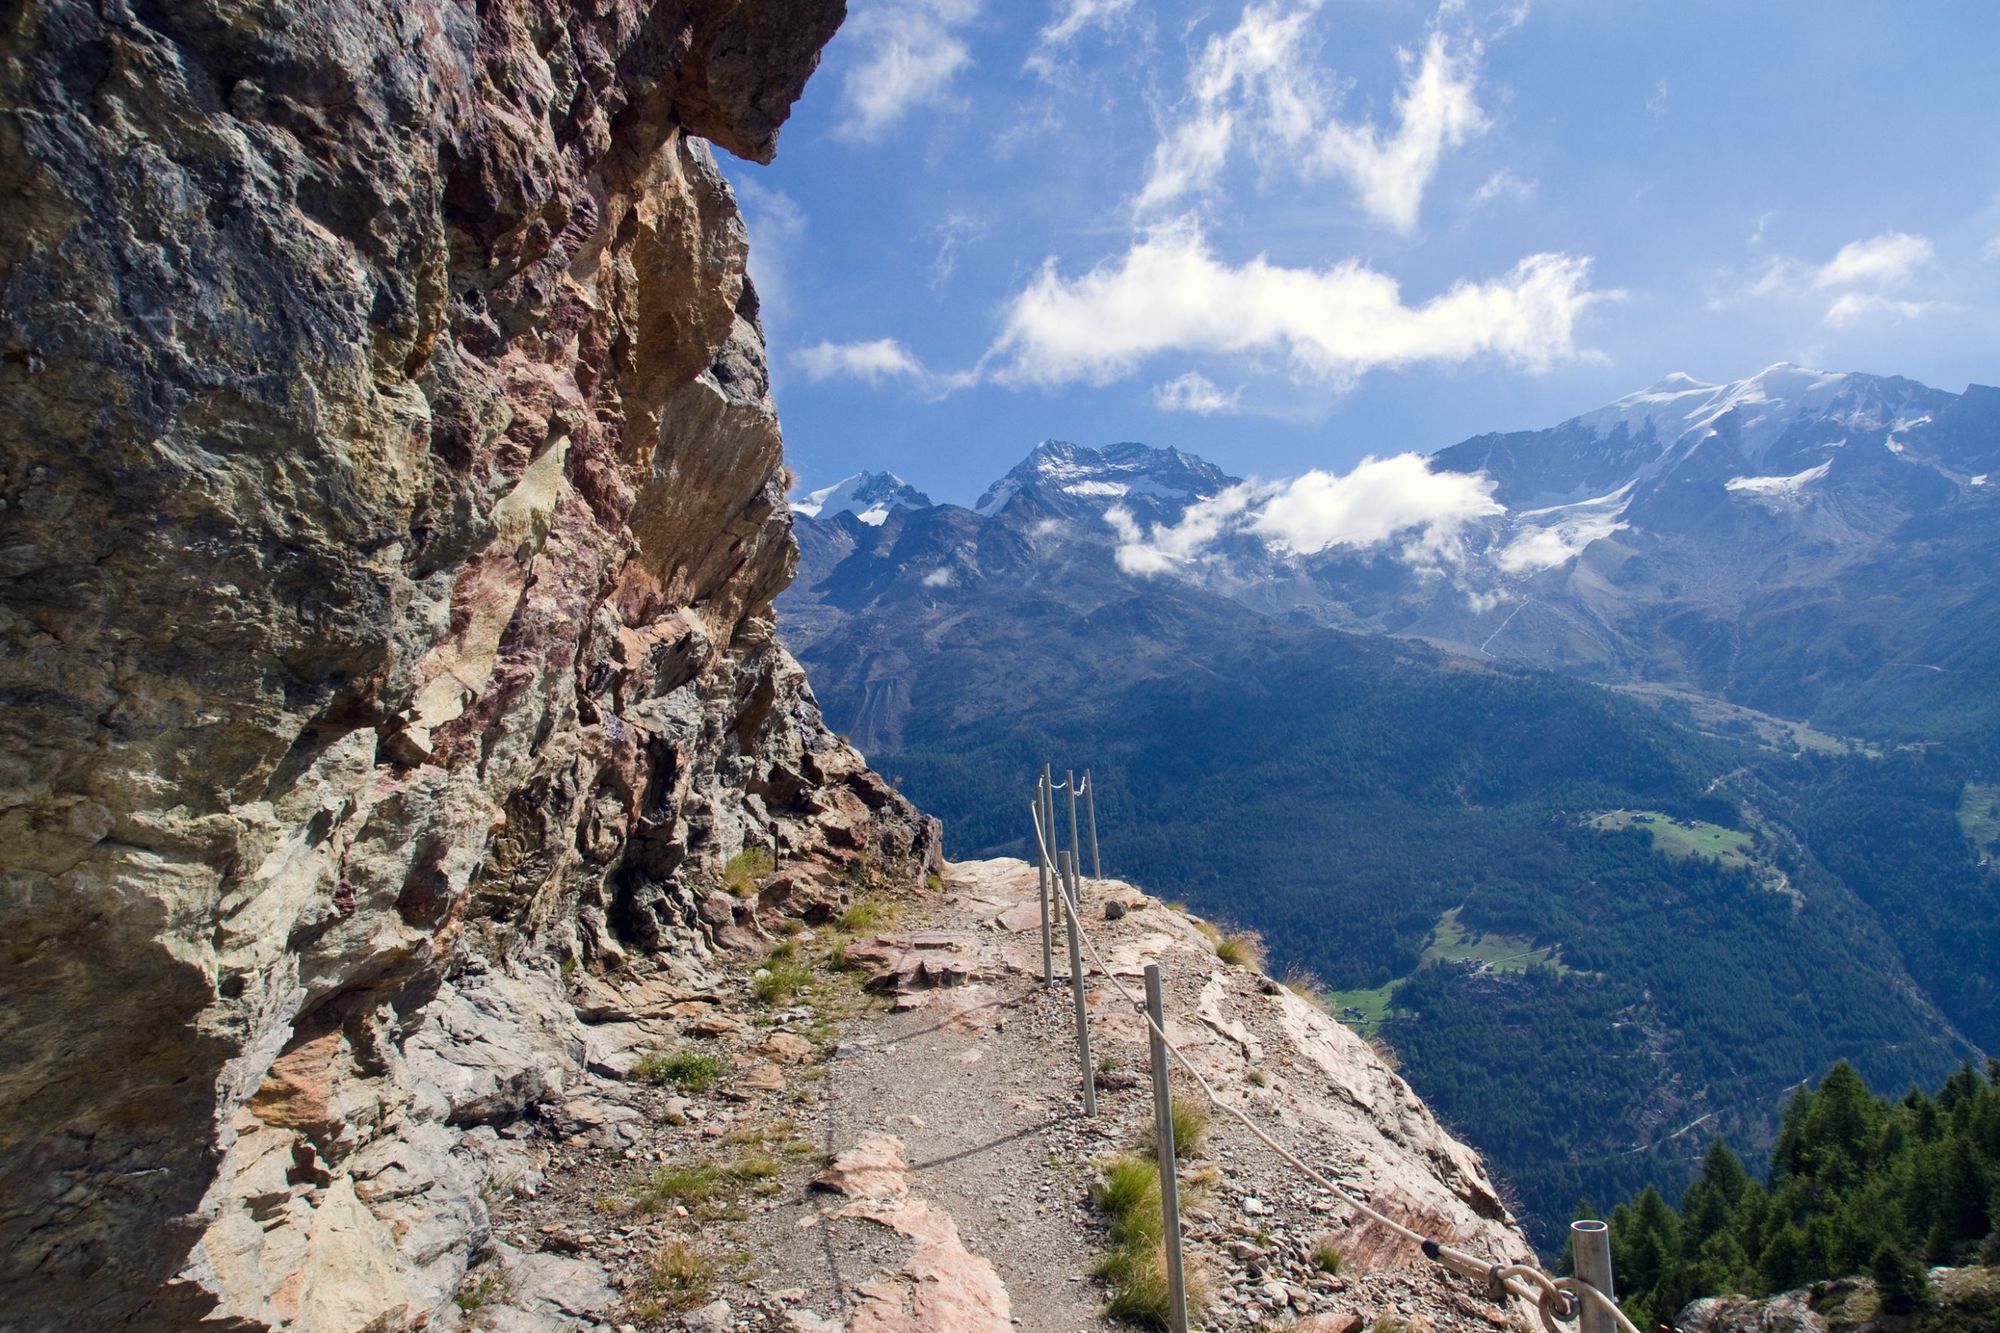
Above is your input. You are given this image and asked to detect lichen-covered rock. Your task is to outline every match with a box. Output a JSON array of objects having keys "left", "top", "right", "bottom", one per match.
[{"left": 0, "top": 1, "right": 938, "bottom": 1327}]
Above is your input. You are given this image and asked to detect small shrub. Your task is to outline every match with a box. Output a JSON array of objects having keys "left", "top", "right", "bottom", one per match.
[
  {"left": 753, "top": 959, "right": 814, "bottom": 1005},
  {"left": 1310, "top": 1239, "right": 1344, "bottom": 1275},
  {"left": 631, "top": 1050, "right": 726, "bottom": 1091},
  {"left": 640, "top": 1240, "right": 715, "bottom": 1312},
  {"left": 724, "top": 847, "right": 774, "bottom": 897}
]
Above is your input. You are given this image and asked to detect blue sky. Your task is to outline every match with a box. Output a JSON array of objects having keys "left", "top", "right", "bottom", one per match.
[{"left": 720, "top": 0, "right": 2000, "bottom": 506}]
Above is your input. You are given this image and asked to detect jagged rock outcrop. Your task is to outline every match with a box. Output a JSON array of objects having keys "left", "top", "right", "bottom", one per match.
[{"left": 0, "top": 2, "right": 939, "bottom": 1328}]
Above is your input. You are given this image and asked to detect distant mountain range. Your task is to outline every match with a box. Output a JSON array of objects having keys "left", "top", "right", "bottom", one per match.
[
  {"left": 777, "top": 365, "right": 2000, "bottom": 1246},
  {"left": 789, "top": 364, "right": 2000, "bottom": 749}
]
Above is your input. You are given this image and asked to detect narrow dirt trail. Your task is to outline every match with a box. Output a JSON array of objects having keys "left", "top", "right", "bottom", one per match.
[{"left": 464, "top": 859, "right": 1538, "bottom": 1332}]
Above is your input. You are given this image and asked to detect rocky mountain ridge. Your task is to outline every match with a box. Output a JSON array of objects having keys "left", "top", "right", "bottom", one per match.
[
  {"left": 0, "top": 1, "right": 939, "bottom": 1327},
  {"left": 776, "top": 376, "right": 1998, "bottom": 1244},
  {"left": 790, "top": 363, "right": 2000, "bottom": 743},
  {"left": 0, "top": 3, "right": 1569, "bottom": 1330}
]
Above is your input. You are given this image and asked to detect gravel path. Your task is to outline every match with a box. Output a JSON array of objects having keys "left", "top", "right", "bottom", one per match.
[{"left": 459, "top": 859, "right": 1539, "bottom": 1333}]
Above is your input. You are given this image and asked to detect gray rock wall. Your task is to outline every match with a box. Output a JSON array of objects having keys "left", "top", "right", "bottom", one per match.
[{"left": 0, "top": 1, "right": 936, "bottom": 1325}]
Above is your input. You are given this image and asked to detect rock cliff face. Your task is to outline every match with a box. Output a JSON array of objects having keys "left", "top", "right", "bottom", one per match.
[{"left": 0, "top": 1, "right": 939, "bottom": 1327}]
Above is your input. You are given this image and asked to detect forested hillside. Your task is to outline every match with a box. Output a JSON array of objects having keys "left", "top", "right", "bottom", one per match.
[
  {"left": 804, "top": 568, "right": 1979, "bottom": 1244},
  {"left": 781, "top": 418, "right": 2000, "bottom": 1253},
  {"left": 1599, "top": 1060, "right": 2000, "bottom": 1328}
]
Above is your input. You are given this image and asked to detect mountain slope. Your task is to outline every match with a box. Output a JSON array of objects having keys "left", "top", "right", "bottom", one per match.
[{"left": 777, "top": 471, "right": 1985, "bottom": 1245}]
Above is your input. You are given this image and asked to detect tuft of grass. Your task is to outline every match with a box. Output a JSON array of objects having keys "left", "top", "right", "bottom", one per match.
[
  {"left": 724, "top": 847, "right": 775, "bottom": 897},
  {"left": 1099, "top": 1244, "right": 1176, "bottom": 1327},
  {"left": 1214, "top": 932, "right": 1263, "bottom": 969},
  {"left": 639, "top": 1240, "right": 715, "bottom": 1312},
  {"left": 1094, "top": 1156, "right": 1165, "bottom": 1251},
  {"left": 726, "top": 1149, "right": 782, "bottom": 1183},
  {"left": 1091, "top": 1155, "right": 1208, "bottom": 1328},
  {"left": 1365, "top": 1033, "right": 1401, "bottom": 1072},
  {"left": 1310, "top": 1239, "right": 1344, "bottom": 1275},
  {"left": 455, "top": 1266, "right": 511, "bottom": 1314},
  {"left": 626, "top": 1161, "right": 719, "bottom": 1214},
  {"left": 719, "top": 1117, "right": 795, "bottom": 1147},
  {"left": 1281, "top": 964, "right": 1332, "bottom": 1008},
  {"left": 836, "top": 899, "right": 888, "bottom": 933},
  {"left": 1247, "top": 1068, "right": 1270, "bottom": 1088},
  {"left": 631, "top": 1050, "right": 726, "bottom": 1091},
  {"left": 753, "top": 958, "right": 814, "bottom": 1006},
  {"left": 1141, "top": 1101, "right": 1209, "bottom": 1161}
]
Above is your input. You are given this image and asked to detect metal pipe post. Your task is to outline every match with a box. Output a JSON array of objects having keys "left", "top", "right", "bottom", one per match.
[
  {"left": 1059, "top": 851, "right": 1096, "bottom": 1116},
  {"left": 1035, "top": 776, "right": 1054, "bottom": 985},
  {"left": 1085, "top": 769, "right": 1101, "bottom": 879},
  {"left": 1571, "top": 1219, "right": 1617, "bottom": 1333},
  {"left": 1042, "top": 764, "right": 1060, "bottom": 926},
  {"left": 1065, "top": 769, "right": 1082, "bottom": 883},
  {"left": 1144, "top": 963, "right": 1191, "bottom": 1333}
]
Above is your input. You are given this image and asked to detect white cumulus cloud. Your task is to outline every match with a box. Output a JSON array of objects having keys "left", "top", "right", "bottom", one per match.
[
  {"left": 1134, "top": 2, "right": 1489, "bottom": 233},
  {"left": 1814, "top": 231, "right": 1933, "bottom": 289},
  {"left": 799, "top": 338, "right": 928, "bottom": 383},
  {"left": 1250, "top": 456, "right": 1503, "bottom": 562},
  {"left": 1470, "top": 169, "right": 1537, "bottom": 209},
  {"left": 990, "top": 216, "right": 1601, "bottom": 387},
  {"left": 1109, "top": 455, "right": 1502, "bottom": 578},
  {"left": 1822, "top": 292, "right": 1939, "bottom": 329},
  {"left": 836, "top": 0, "right": 979, "bottom": 142},
  {"left": 1108, "top": 486, "right": 1258, "bottom": 575},
  {"left": 1153, "top": 371, "right": 1241, "bottom": 414}
]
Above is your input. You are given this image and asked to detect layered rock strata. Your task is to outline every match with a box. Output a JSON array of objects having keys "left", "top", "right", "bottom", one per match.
[{"left": 0, "top": 1, "right": 938, "bottom": 1327}]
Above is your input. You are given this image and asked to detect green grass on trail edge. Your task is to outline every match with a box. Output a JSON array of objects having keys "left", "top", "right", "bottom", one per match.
[{"left": 1327, "top": 907, "right": 1565, "bottom": 1034}]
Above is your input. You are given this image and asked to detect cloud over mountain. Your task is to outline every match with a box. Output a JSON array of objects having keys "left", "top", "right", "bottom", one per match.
[{"left": 990, "top": 218, "right": 1600, "bottom": 387}]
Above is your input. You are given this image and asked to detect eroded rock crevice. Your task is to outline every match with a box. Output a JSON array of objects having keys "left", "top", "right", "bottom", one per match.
[{"left": 0, "top": 1, "right": 937, "bottom": 1326}]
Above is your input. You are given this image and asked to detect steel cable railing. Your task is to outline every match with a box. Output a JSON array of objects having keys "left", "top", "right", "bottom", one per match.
[{"left": 1028, "top": 797, "right": 1640, "bottom": 1333}]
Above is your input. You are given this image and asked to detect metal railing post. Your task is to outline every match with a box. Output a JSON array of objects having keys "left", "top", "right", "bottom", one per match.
[
  {"left": 1035, "top": 775, "right": 1054, "bottom": 985},
  {"left": 1065, "top": 768, "right": 1082, "bottom": 884},
  {"left": 1571, "top": 1219, "right": 1616, "bottom": 1333},
  {"left": 1085, "top": 769, "right": 1101, "bottom": 879},
  {"left": 1145, "top": 963, "right": 1191, "bottom": 1333},
  {"left": 1059, "top": 851, "right": 1096, "bottom": 1116},
  {"left": 1042, "top": 764, "right": 1060, "bottom": 928}
]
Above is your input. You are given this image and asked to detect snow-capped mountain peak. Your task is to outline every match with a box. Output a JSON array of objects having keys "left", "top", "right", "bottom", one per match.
[
  {"left": 793, "top": 472, "right": 933, "bottom": 526},
  {"left": 973, "top": 440, "right": 1239, "bottom": 519},
  {"left": 1571, "top": 363, "right": 1858, "bottom": 467}
]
